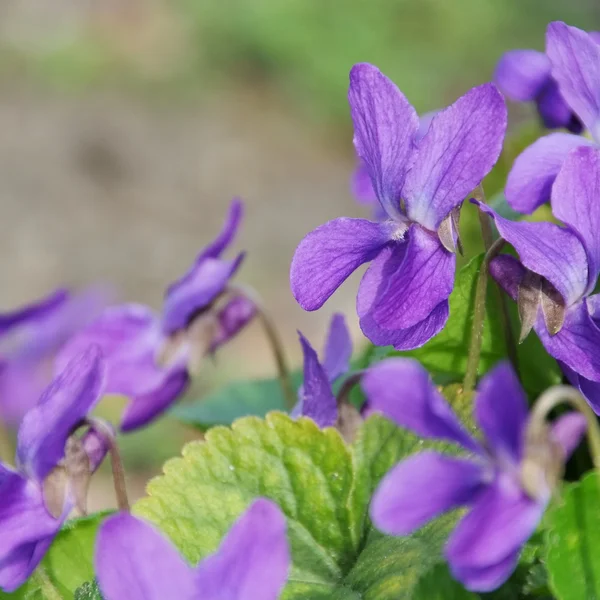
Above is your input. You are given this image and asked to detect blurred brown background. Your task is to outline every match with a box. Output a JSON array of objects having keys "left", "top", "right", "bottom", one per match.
[{"left": 0, "top": 0, "right": 598, "bottom": 507}]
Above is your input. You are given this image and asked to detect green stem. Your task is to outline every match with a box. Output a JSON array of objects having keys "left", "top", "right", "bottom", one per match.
[
  {"left": 472, "top": 185, "right": 520, "bottom": 376},
  {"left": 228, "top": 285, "right": 296, "bottom": 410},
  {"left": 0, "top": 419, "right": 12, "bottom": 465},
  {"left": 530, "top": 385, "right": 600, "bottom": 474},
  {"left": 463, "top": 238, "right": 506, "bottom": 394}
]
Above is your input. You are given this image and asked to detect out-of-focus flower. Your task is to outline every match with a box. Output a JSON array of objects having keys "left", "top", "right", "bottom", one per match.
[
  {"left": 366, "top": 359, "right": 585, "bottom": 592},
  {"left": 351, "top": 111, "right": 437, "bottom": 221},
  {"left": 477, "top": 145, "right": 600, "bottom": 413},
  {"left": 506, "top": 22, "right": 600, "bottom": 213},
  {"left": 0, "top": 287, "right": 109, "bottom": 427},
  {"left": 95, "top": 498, "right": 290, "bottom": 600},
  {"left": 58, "top": 199, "right": 256, "bottom": 432},
  {"left": 292, "top": 313, "right": 353, "bottom": 428},
  {"left": 0, "top": 347, "right": 109, "bottom": 592},
  {"left": 291, "top": 63, "right": 506, "bottom": 350}
]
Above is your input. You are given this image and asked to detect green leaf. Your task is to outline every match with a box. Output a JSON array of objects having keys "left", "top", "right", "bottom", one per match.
[
  {"left": 170, "top": 373, "right": 302, "bottom": 430},
  {"left": 73, "top": 581, "right": 102, "bottom": 600},
  {"left": 545, "top": 472, "right": 600, "bottom": 600},
  {"left": 413, "top": 563, "right": 478, "bottom": 599},
  {"left": 134, "top": 413, "right": 469, "bottom": 599},
  {"left": 0, "top": 513, "right": 107, "bottom": 600}
]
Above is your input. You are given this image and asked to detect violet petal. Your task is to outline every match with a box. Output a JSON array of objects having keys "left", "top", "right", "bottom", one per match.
[
  {"left": 297, "top": 332, "right": 337, "bottom": 428},
  {"left": 361, "top": 358, "right": 480, "bottom": 452},
  {"left": 95, "top": 513, "right": 197, "bottom": 600},
  {"left": 505, "top": 132, "right": 593, "bottom": 214},
  {"left": 551, "top": 411, "right": 587, "bottom": 459},
  {"left": 348, "top": 63, "right": 419, "bottom": 220},
  {"left": 489, "top": 255, "right": 526, "bottom": 302},
  {"left": 369, "top": 226, "right": 455, "bottom": 331},
  {"left": 403, "top": 83, "right": 506, "bottom": 230},
  {"left": 494, "top": 50, "right": 551, "bottom": 102},
  {"left": 547, "top": 22, "right": 600, "bottom": 137},
  {"left": 209, "top": 295, "right": 257, "bottom": 354},
  {"left": 475, "top": 201, "right": 588, "bottom": 306},
  {"left": 17, "top": 346, "right": 104, "bottom": 482},
  {"left": 195, "top": 498, "right": 290, "bottom": 600},
  {"left": 474, "top": 362, "right": 528, "bottom": 464},
  {"left": 371, "top": 451, "right": 484, "bottom": 535},
  {"left": 551, "top": 145, "right": 600, "bottom": 293},
  {"left": 290, "top": 217, "right": 392, "bottom": 311},
  {"left": 322, "top": 313, "right": 352, "bottom": 383}
]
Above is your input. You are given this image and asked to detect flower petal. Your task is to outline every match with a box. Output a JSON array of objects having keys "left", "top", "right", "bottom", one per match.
[
  {"left": 474, "top": 362, "right": 528, "bottom": 464},
  {"left": 489, "top": 255, "right": 526, "bottom": 301},
  {"left": 357, "top": 245, "right": 449, "bottom": 349},
  {"left": 209, "top": 296, "right": 256, "bottom": 354},
  {"left": 361, "top": 358, "right": 479, "bottom": 452},
  {"left": 494, "top": 50, "right": 551, "bottom": 101},
  {"left": 371, "top": 451, "right": 484, "bottom": 535},
  {"left": 551, "top": 410, "right": 587, "bottom": 458},
  {"left": 196, "top": 498, "right": 290, "bottom": 600},
  {"left": 17, "top": 346, "right": 104, "bottom": 481},
  {"left": 348, "top": 63, "right": 419, "bottom": 219},
  {"left": 322, "top": 313, "right": 352, "bottom": 382},
  {"left": 535, "top": 299, "right": 600, "bottom": 382},
  {"left": 475, "top": 202, "right": 588, "bottom": 306},
  {"left": 505, "top": 132, "right": 593, "bottom": 214},
  {"left": 162, "top": 253, "right": 244, "bottom": 336},
  {"left": 451, "top": 551, "right": 520, "bottom": 593},
  {"left": 537, "top": 80, "right": 580, "bottom": 131},
  {"left": 551, "top": 145, "right": 600, "bottom": 292},
  {"left": 297, "top": 332, "right": 337, "bottom": 428},
  {"left": 369, "top": 226, "right": 455, "bottom": 331},
  {"left": 562, "top": 364, "right": 600, "bottom": 415},
  {"left": 0, "top": 536, "right": 55, "bottom": 593},
  {"left": 95, "top": 513, "right": 196, "bottom": 600},
  {"left": 351, "top": 161, "right": 377, "bottom": 204},
  {"left": 547, "top": 22, "right": 600, "bottom": 136},
  {"left": 403, "top": 83, "right": 506, "bottom": 229},
  {"left": 290, "top": 218, "right": 392, "bottom": 311},
  {"left": 446, "top": 474, "right": 545, "bottom": 590}
]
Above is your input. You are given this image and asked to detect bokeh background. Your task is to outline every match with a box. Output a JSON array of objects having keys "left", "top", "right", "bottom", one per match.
[{"left": 1, "top": 0, "right": 599, "bottom": 507}]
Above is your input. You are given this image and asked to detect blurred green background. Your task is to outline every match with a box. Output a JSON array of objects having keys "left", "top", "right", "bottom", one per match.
[{"left": 0, "top": 0, "right": 598, "bottom": 507}]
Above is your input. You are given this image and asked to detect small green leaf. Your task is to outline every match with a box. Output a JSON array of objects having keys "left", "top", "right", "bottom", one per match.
[
  {"left": 135, "top": 412, "right": 474, "bottom": 599},
  {"left": 545, "top": 472, "right": 600, "bottom": 600},
  {"left": 413, "top": 563, "right": 478, "bottom": 599},
  {"left": 171, "top": 373, "right": 302, "bottom": 430}
]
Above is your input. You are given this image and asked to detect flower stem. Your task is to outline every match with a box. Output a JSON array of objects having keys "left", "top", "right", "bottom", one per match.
[
  {"left": 529, "top": 385, "right": 600, "bottom": 473},
  {"left": 472, "top": 185, "right": 520, "bottom": 376},
  {"left": 32, "top": 568, "right": 62, "bottom": 600},
  {"left": 228, "top": 285, "right": 296, "bottom": 410},
  {"left": 88, "top": 419, "right": 130, "bottom": 512},
  {"left": 463, "top": 237, "right": 506, "bottom": 394}
]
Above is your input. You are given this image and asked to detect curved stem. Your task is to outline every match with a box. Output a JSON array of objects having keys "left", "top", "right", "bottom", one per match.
[
  {"left": 334, "top": 371, "right": 364, "bottom": 408},
  {"left": 227, "top": 284, "right": 296, "bottom": 410},
  {"left": 86, "top": 419, "right": 130, "bottom": 512},
  {"left": 463, "top": 237, "right": 506, "bottom": 394},
  {"left": 529, "top": 385, "right": 600, "bottom": 473}
]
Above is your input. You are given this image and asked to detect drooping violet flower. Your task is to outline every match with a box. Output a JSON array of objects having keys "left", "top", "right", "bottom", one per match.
[
  {"left": 366, "top": 359, "right": 585, "bottom": 592},
  {"left": 292, "top": 313, "right": 353, "bottom": 428},
  {"left": 0, "top": 346, "right": 109, "bottom": 592},
  {"left": 95, "top": 498, "right": 290, "bottom": 600},
  {"left": 476, "top": 145, "right": 600, "bottom": 412},
  {"left": 0, "top": 286, "right": 109, "bottom": 427},
  {"left": 351, "top": 111, "right": 437, "bottom": 221},
  {"left": 58, "top": 199, "right": 256, "bottom": 432},
  {"left": 291, "top": 64, "right": 506, "bottom": 350},
  {"left": 495, "top": 49, "right": 583, "bottom": 134},
  {"left": 506, "top": 22, "right": 600, "bottom": 213}
]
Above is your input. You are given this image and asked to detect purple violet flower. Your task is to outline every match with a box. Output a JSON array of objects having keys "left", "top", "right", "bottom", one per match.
[
  {"left": 58, "top": 199, "right": 256, "bottom": 432},
  {"left": 495, "top": 48, "right": 583, "bottom": 134},
  {"left": 292, "top": 313, "right": 353, "bottom": 428},
  {"left": 366, "top": 358, "right": 586, "bottom": 592},
  {"left": 506, "top": 22, "right": 600, "bottom": 213},
  {"left": 0, "top": 287, "right": 109, "bottom": 427},
  {"left": 477, "top": 145, "right": 600, "bottom": 413},
  {"left": 0, "top": 346, "right": 108, "bottom": 592},
  {"left": 95, "top": 498, "right": 290, "bottom": 600},
  {"left": 291, "top": 63, "right": 506, "bottom": 350}
]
